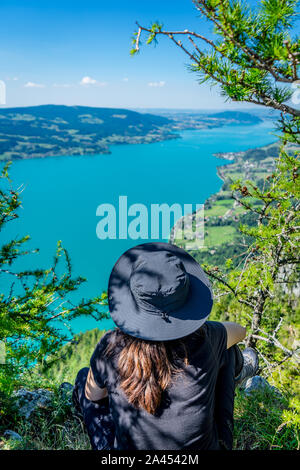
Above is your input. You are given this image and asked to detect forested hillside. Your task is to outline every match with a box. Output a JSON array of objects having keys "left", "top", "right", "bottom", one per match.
[
  {"left": 41, "top": 329, "right": 107, "bottom": 384},
  {"left": 0, "top": 105, "right": 264, "bottom": 161},
  {"left": 0, "top": 105, "right": 176, "bottom": 160}
]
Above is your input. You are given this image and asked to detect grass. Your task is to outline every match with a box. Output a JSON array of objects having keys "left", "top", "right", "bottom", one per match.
[
  {"left": 172, "top": 225, "right": 237, "bottom": 250},
  {"left": 233, "top": 388, "right": 300, "bottom": 450},
  {"left": 205, "top": 225, "right": 236, "bottom": 246},
  {"left": 0, "top": 386, "right": 91, "bottom": 450},
  {"left": 1, "top": 385, "right": 299, "bottom": 450},
  {"left": 205, "top": 199, "right": 233, "bottom": 217},
  {"left": 225, "top": 171, "right": 244, "bottom": 179},
  {"left": 1, "top": 416, "right": 90, "bottom": 450}
]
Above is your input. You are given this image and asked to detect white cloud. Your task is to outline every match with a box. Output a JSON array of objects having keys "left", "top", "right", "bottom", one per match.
[
  {"left": 80, "top": 76, "right": 97, "bottom": 85},
  {"left": 79, "top": 76, "right": 106, "bottom": 86},
  {"left": 24, "top": 81, "right": 45, "bottom": 88},
  {"left": 122, "top": 77, "right": 129, "bottom": 82},
  {"left": 148, "top": 81, "right": 166, "bottom": 88}
]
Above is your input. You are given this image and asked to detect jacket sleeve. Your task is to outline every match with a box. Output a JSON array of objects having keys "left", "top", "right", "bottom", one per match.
[{"left": 90, "top": 331, "right": 112, "bottom": 389}]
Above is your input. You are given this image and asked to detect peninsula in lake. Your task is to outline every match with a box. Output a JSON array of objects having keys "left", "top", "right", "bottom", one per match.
[{"left": 0, "top": 105, "right": 262, "bottom": 161}]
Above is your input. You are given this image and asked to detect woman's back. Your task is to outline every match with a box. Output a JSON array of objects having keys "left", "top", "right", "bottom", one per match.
[
  {"left": 90, "top": 321, "right": 227, "bottom": 450},
  {"left": 74, "top": 243, "right": 252, "bottom": 451}
]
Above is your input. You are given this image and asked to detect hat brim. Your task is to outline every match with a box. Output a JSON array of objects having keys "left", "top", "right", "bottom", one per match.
[{"left": 108, "top": 242, "right": 213, "bottom": 341}]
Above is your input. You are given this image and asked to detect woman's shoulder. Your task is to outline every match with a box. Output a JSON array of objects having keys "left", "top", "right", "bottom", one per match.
[
  {"left": 93, "top": 328, "right": 125, "bottom": 360},
  {"left": 90, "top": 329, "right": 114, "bottom": 357},
  {"left": 184, "top": 321, "right": 226, "bottom": 349},
  {"left": 100, "top": 328, "right": 115, "bottom": 343},
  {"left": 203, "top": 321, "right": 227, "bottom": 338}
]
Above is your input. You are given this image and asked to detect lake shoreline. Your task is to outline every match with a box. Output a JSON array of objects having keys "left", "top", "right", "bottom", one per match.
[
  {"left": 3, "top": 120, "right": 266, "bottom": 162},
  {"left": 170, "top": 138, "right": 279, "bottom": 253},
  {"left": 0, "top": 105, "right": 264, "bottom": 162}
]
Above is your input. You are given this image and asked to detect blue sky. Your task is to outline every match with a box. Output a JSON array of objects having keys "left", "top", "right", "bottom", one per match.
[{"left": 0, "top": 0, "right": 284, "bottom": 109}]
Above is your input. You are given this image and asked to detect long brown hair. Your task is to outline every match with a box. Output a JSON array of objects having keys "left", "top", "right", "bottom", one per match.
[{"left": 105, "top": 328, "right": 203, "bottom": 415}]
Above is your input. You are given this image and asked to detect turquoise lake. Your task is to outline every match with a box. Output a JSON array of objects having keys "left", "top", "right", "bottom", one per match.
[{"left": 2, "top": 121, "right": 276, "bottom": 335}]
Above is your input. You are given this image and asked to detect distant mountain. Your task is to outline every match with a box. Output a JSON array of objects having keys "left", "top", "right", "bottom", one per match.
[
  {"left": 0, "top": 105, "right": 176, "bottom": 161},
  {"left": 0, "top": 105, "right": 263, "bottom": 161},
  {"left": 155, "top": 110, "right": 263, "bottom": 131},
  {"left": 207, "top": 111, "right": 262, "bottom": 124}
]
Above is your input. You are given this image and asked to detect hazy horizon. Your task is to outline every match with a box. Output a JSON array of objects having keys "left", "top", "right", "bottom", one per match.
[{"left": 0, "top": 103, "right": 271, "bottom": 114}]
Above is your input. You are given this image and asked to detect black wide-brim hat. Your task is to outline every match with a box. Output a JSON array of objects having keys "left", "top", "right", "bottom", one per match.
[{"left": 108, "top": 242, "right": 213, "bottom": 341}]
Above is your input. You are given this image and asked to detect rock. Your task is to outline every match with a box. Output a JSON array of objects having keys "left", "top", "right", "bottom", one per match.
[
  {"left": 4, "top": 430, "right": 22, "bottom": 441},
  {"left": 243, "top": 376, "right": 283, "bottom": 398},
  {"left": 12, "top": 388, "right": 54, "bottom": 419}
]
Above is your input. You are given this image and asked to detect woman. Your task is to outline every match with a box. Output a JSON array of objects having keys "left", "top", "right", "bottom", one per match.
[{"left": 72, "top": 242, "right": 258, "bottom": 450}]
